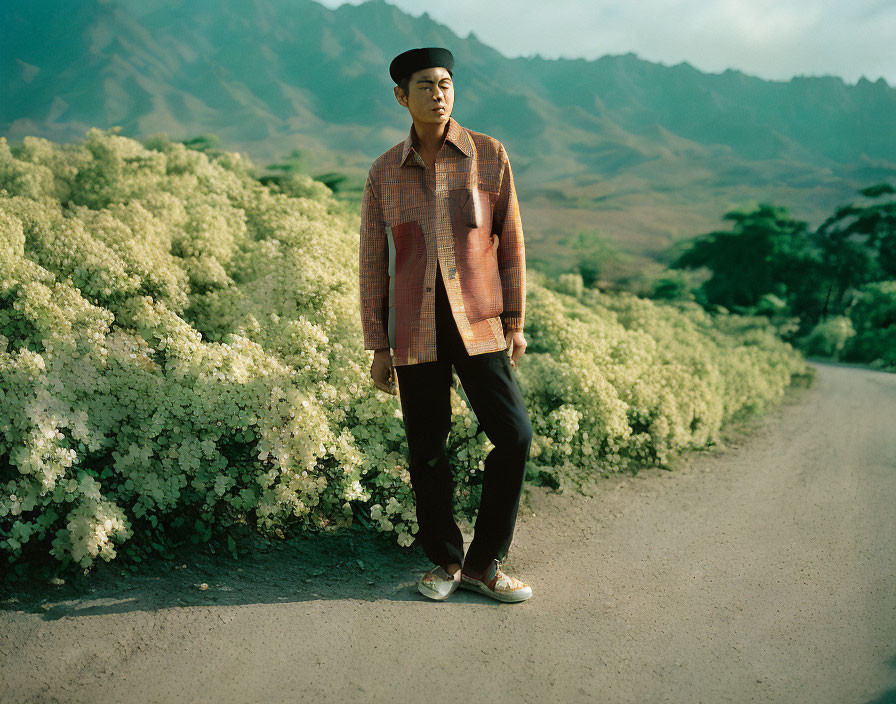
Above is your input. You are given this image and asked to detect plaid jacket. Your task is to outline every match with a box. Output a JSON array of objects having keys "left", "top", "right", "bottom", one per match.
[{"left": 359, "top": 116, "right": 526, "bottom": 366}]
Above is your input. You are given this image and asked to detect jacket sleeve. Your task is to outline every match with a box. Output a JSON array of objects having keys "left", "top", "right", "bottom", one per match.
[
  {"left": 359, "top": 172, "right": 391, "bottom": 350},
  {"left": 492, "top": 144, "right": 526, "bottom": 333}
]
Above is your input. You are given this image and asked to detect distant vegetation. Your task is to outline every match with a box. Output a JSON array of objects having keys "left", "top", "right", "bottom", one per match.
[
  {"left": 639, "top": 185, "right": 896, "bottom": 371},
  {"left": 254, "top": 147, "right": 350, "bottom": 197},
  {"left": 1, "top": 129, "right": 809, "bottom": 581}
]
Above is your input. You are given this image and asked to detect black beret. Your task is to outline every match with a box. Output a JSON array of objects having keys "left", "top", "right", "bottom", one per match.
[{"left": 389, "top": 47, "right": 454, "bottom": 85}]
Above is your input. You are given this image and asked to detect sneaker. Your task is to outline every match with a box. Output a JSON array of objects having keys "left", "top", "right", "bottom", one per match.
[
  {"left": 459, "top": 559, "right": 533, "bottom": 603},
  {"left": 417, "top": 565, "right": 461, "bottom": 601}
]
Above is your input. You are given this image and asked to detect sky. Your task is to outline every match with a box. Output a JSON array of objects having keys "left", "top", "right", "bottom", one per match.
[{"left": 321, "top": 0, "right": 895, "bottom": 86}]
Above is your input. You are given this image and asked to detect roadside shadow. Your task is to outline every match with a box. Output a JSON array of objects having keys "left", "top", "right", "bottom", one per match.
[
  {"left": 863, "top": 652, "right": 896, "bottom": 703},
  {"left": 0, "top": 524, "right": 461, "bottom": 618}
]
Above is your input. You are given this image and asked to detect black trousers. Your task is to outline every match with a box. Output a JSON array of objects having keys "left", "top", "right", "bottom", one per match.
[{"left": 394, "top": 261, "right": 534, "bottom": 575}]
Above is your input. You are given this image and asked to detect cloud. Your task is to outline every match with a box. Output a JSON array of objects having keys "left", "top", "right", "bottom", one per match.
[{"left": 322, "top": 0, "right": 895, "bottom": 85}]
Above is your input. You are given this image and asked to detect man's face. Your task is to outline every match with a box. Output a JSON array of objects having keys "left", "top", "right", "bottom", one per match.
[{"left": 395, "top": 66, "right": 454, "bottom": 127}]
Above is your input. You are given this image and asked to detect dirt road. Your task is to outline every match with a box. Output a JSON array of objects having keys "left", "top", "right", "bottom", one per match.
[{"left": 1, "top": 360, "right": 894, "bottom": 703}]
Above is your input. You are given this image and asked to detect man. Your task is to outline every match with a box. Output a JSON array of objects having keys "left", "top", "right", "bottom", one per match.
[{"left": 359, "top": 47, "right": 534, "bottom": 603}]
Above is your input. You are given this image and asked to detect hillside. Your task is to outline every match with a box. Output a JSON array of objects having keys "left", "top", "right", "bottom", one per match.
[{"left": 3, "top": 0, "right": 895, "bottom": 274}]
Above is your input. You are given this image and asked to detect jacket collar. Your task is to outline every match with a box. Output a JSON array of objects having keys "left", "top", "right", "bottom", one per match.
[{"left": 400, "top": 116, "right": 473, "bottom": 166}]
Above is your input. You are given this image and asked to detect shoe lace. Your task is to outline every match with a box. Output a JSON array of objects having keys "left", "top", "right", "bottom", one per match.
[{"left": 493, "top": 560, "right": 525, "bottom": 590}]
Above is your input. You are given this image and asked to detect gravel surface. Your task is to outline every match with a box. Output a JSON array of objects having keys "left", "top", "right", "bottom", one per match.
[{"left": 1, "top": 360, "right": 894, "bottom": 704}]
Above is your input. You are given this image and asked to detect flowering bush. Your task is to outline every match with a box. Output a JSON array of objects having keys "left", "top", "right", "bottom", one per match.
[
  {"left": 797, "top": 315, "right": 856, "bottom": 358},
  {"left": 516, "top": 279, "right": 809, "bottom": 487},
  {"left": 0, "top": 129, "right": 811, "bottom": 575}
]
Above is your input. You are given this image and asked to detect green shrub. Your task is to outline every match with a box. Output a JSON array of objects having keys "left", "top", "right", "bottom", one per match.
[
  {"left": 843, "top": 280, "right": 896, "bottom": 370},
  {"left": 0, "top": 130, "right": 811, "bottom": 576},
  {"left": 795, "top": 315, "right": 856, "bottom": 358}
]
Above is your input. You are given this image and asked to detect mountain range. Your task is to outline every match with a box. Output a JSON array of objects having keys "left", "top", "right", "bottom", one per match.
[{"left": 3, "top": 0, "right": 896, "bottom": 281}]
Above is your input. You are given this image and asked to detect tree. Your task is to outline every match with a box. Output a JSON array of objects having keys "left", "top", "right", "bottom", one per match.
[
  {"left": 312, "top": 172, "right": 348, "bottom": 194},
  {"left": 178, "top": 134, "right": 223, "bottom": 155},
  {"left": 669, "top": 203, "right": 815, "bottom": 314},
  {"left": 570, "top": 231, "right": 623, "bottom": 289},
  {"left": 843, "top": 280, "right": 896, "bottom": 370},
  {"left": 813, "top": 182, "right": 896, "bottom": 318},
  {"left": 264, "top": 148, "right": 304, "bottom": 174},
  {"left": 258, "top": 151, "right": 350, "bottom": 194}
]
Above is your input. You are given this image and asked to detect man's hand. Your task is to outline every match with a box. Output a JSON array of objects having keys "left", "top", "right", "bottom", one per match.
[
  {"left": 370, "top": 348, "right": 397, "bottom": 395},
  {"left": 504, "top": 330, "right": 527, "bottom": 369}
]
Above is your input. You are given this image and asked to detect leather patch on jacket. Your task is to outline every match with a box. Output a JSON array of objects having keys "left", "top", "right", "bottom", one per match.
[
  {"left": 391, "top": 220, "right": 427, "bottom": 357},
  {"left": 448, "top": 187, "right": 503, "bottom": 324}
]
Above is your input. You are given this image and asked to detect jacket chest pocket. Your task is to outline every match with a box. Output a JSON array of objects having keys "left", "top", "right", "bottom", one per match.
[
  {"left": 449, "top": 187, "right": 494, "bottom": 243},
  {"left": 448, "top": 187, "right": 503, "bottom": 323}
]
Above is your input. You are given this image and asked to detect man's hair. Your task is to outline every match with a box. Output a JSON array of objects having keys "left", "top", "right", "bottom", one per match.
[{"left": 397, "top": 69, "right": 453, "bottom": 99}]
